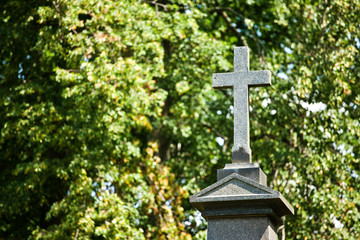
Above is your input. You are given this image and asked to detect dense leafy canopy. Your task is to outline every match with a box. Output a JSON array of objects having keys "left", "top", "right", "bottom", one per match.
[{"left": 1, "top": 0, "right": 359, "bottom": 239}]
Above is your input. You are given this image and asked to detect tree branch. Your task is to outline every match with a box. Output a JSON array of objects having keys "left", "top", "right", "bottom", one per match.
[{"left": 210, "top": 7, "right": 266, "bottom": 65}]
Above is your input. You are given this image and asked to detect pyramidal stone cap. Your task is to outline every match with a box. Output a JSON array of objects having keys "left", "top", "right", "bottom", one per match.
[{"left": 190, "top": 173, "right": 294, "bottom": 226}]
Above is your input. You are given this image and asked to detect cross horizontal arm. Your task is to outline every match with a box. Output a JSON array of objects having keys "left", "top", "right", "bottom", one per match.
[
  {"left": 247, "top": 70, "right": 271, "bottom": 87},
  {"left": 212, "top": 72, "right": 237, "bottom": 89},
  {"left": 213, "top": 71, "right": 271, "bottom": 89}
]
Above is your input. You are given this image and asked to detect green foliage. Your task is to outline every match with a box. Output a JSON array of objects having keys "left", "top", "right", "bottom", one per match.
[{"left": 0, "top": 0, "right": 359, "bottom": 239}]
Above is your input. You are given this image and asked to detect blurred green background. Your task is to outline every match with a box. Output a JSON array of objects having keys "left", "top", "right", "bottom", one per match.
[{"left": 1, "top": 0, "right": 359, "bottom": 239}]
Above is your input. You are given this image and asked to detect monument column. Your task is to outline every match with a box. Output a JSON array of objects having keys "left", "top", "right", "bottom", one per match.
[{"left": 190, "top": 47, "right": 293, "bottom": 240}]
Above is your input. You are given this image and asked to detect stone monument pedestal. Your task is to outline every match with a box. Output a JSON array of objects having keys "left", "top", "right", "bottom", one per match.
[
  {"left": 207, "top": 216, "right": 277, "bottom": 240},
  {"left": 190, "top": 173, "right": 294, "bottom": 240},
  {"left": 191, "top": 46, "right": 294, "bottom": 239}
]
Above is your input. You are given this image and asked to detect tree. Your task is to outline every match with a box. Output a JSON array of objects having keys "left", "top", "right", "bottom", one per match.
[{"left": 0, "top": 0, "right": 359, "bottom": 239}]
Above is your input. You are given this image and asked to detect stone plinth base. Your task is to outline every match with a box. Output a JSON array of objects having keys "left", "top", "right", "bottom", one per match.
[
  {"left": 208, "top": 217, "right": 277, "bottom": 240},
  {"left": 190, "top": 173, "right": 294, "bottom": 240}
]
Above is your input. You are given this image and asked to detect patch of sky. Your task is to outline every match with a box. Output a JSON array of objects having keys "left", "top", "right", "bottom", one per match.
[
  {"left": 216, "top": 137, "right": 224, "bottom": 146},
  {"left": 333, "top": 143, "right": 354, "bottom": 156},
  {"left": 18, "top": 63, "right": 25, "bottom": 80},
  {"left": 287, "top": 63, "right": 294, "bottom": 73},
  {"left": 284, "top": 47, "right": 292, "bottom": 54},
  {"left": 261, "top": 98, "right": 271, "bottom": 107},
  {"left": 347, "top": 32, "right": 351, "bottom": 39},
  {"left": 270, "top": 110, "right": 277, "bottom": 115},
  {"left": 185, "top": 9, "right": 192, "bottom": 15},
  {"left": 133, "top": 191, "right": 143, "bottom": 208},
  {"left": 351, "top": 170, "right": 359, "bottom": 178},
  {"left": 300, "top": 101, "right": 326, "bottom": 112},
  {"left": 91, "top": 190, "right": 96, "bottom": 198},
  {"left": 256, "top": 29, "right": 262, "bottom": 37},
  {"left": 133, "top": 200, "right": 141, "bottom": 208},
  {"left": 81, "top": 64, "right": 89, "bottom": 71},
  {"left": 349, "top": 102, "right": 357, "bottom": 110},
  {"left": 91, "top": 180, "right": 115, "bottom": 201},
  {"left": 280, "top": 43, "right": 293, "bottom": 54},
  {"left": 184, "top": 210, "right": 204, "bottom": 227},
  {"left": 18, "top": 64, "right": 23, "bottom": 74},
  {"left": 184, "top": 217, "right": 193, "bottom": 227},
  {"left": 277, "top": 72, "right": 289, "bottom": 79},
  {"left": 331, "top": 214, "right": 344, "bottom": 229},
  {"left": 104, "top": 181, "right": 115, "bottom": 193},
  {"left": 165, "top": 199, "right": 172, "bottom": 208},
  {"left": 249, "top": 106, "right": 253, "bottom": 112},
  {"left": 355, "top": 37, "right": 360, "bottom": 48},
  {"left": 217, "top": 110, "right": 222, "bottom": 115}
]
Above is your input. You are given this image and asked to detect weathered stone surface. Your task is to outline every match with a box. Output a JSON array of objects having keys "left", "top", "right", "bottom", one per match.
[
  {"left": 190, "top": 173, "right": 294, "bottom": 225},
  {"left": 191, "top": 46, "right": 293, "bottom": 239},
  {"left": 212, "top": 46, "right": 271, "bottom": 163},
  {"left": 190, "top": 173, "right": 293, "bottom": 239},
  {"left": 207, "top": 217, "right": 277, "bottom": 240},
  {"left": 202, "top": 178, "right": 268, "bottom": 197}
]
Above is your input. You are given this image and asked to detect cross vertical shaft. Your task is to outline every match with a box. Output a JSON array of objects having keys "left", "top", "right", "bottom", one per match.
[
  {"left": 233, "top": 78, "right": 250, "bottom": 162},
  {"left": 212, "top": 47, "right": 271, "bottom": 163}
]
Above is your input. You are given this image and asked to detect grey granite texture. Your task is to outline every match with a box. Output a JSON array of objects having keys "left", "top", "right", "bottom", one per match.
[
  {"left": 207, "top": 217, "right": 277, "bottom": 240},
  {"left": 190, "top": 173, "right": 294, "bottom": 226},
  {"left": 192, "top": 47, "right": 292, "bottom": 239},
  {"left": 212, "top": 46, "right": 271, "bottom": 163},
  {"left": 217, "top": 163, "right": 267, "bottom": 185}
]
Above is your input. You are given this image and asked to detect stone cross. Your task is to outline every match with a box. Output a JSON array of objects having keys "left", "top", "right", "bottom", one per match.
[{"left": 213, "top": 46, "right": 271, "bottom": 163}]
